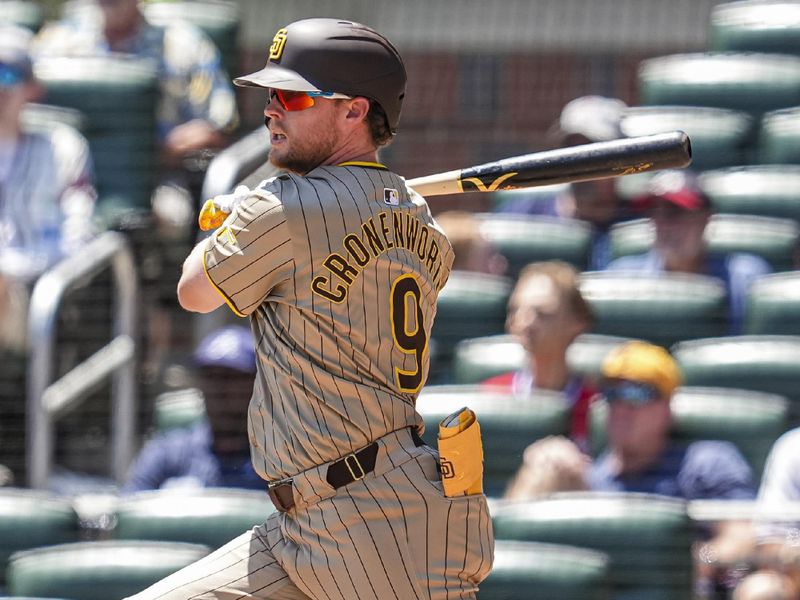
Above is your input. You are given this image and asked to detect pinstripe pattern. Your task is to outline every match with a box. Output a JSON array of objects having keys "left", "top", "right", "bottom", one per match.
[
  {"left": 126, "top": 430, "right": 494, "bottom": 599},
  {"left": 203, "top": 165, "right": 454, "bottom": 481},
  {"left": 127, "top": 165, "right": 494, "bottom": 599}
]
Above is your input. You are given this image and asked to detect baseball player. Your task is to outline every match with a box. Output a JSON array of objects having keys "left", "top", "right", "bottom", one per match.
[{"left": 128, "top": 18, "right": 494, "bottom": 600}]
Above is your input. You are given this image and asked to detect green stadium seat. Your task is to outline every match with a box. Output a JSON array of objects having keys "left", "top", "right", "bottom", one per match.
[
  {"left": 491, "top": 183, "right": 569, "bottom": 212},
  {"left": 480, "top": 540, "right": 611, "bottom": 600},
  {"left": 491, "top": 492, "right": 694, "bottom": 599},
  {"left": 416, "top": 385, "right": 570, "bottom": 497},
  {"left": 0, "top": 1, "right": 43, "bottom": 31},
  {"left": 588, "top": 386, "right": 789, "bottom": 479},
  {"left": 745, "top": 272, "right": 800, "bottom": 335},
  {"left": 638, "top": 52, "right": 800, "bottom": 117},
  {"left": 451, "top": 334, "right": 525, "bottom": 384},
  {"left": 113, "top": 488, "right": 275, "bottom": 550},
  {"left": 620, "top": 106, "right": 755, "bottom": 171},
  {"left": 609, "top": 215, "right": 799, "bottom": 271},
  {"left": 430, "top": 271, "right": 512, "bottom": 381},
  {"left": 142, "top": 0, "right": 241, "bottom": 80},
  {"left": 0, "top": 489, "right": 79, "bottom": 588},
  {"left": 710, "top": 1, "right": 800, "bottom": 55},
  {"left": 476, "top": 213, "right": 593, "bottom": 276},
  {"left": 579, "top": 272, "right": 728, "bottom": 347},
  {"left": 698, "top": 166, "right": 800, "bottom": 222},
  {"left": 6, "top": 540, "right": 209, "bottom": 600},
  {"left": 153, "top": 388, "right": 206, "bottom": 431},
  {"left": 673, "top": 335, "right": 800, "bottom": 421},
  {"left": 33, "top": 56, "right": 160, "bottom": 225},
  {"left": 450, "top": 332, "right": 634, "bottom": 385},
  {"left": 758, "top": 107, "right": 800, "bottom": 164}
]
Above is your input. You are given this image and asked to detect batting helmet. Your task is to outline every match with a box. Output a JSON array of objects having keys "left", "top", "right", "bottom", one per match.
[{"left": 234, "top": 18, "right": 407, "bottom": 134}]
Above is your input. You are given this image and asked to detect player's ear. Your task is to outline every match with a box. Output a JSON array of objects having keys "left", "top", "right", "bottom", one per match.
[{"left": 343, "top": 97, "right": 370, "bottom": 125}]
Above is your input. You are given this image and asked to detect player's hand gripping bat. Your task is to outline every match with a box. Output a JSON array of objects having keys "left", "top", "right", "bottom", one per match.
[{"left": 197, "top": 131, "right": 691, "bottom": 231}]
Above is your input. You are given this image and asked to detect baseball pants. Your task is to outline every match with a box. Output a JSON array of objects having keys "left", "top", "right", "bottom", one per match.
[{"left": 125, "top": 428, "right": 495, "bottom": 599}]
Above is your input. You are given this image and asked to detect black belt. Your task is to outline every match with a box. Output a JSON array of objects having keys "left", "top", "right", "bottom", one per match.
[{"left": 268, "top": 428, "right": 426, "bottom": 512}]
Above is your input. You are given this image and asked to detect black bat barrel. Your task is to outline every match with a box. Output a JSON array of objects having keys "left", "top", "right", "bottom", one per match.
[{"left": 459, "top": 131, "right": 692, "bottom": 192}]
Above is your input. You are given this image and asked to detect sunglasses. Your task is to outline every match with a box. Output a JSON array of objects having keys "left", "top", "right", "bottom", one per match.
[
  {"left": 0, "top": 64, "right": 27, "bottom": 88},
  {"left": 603, "top": 381, "right": 661, "bottom": 406},
  {"left": 268, "top": 88, "right": 353, "bottom": 112}
]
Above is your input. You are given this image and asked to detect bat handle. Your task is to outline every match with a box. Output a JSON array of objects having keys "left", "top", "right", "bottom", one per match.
[{"left": 406, "top": 169, "right": 463, "bottom": 196}]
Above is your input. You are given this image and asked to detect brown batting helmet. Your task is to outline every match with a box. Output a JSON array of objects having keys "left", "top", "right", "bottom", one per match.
[{"left": 235, "top": 18, "right": 407, "bottom": 134}]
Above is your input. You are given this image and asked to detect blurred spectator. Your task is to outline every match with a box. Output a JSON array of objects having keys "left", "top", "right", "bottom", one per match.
[
  {"left": 606, "top": 169, "right": 771, "bottom": 334},
  {"left": 730, "top": 427, "right": 800, "bottom": 599},
  {"left": 32, "top": 0, "right": 239, "bottom": 234},
  {"left": 0, "top": 24, "right": 97, "bottom": 355},
  {"left": 733, "top": 571, "right": 799, "bottom": 600},
  {"left": 435, "top": 210, "right": 507, "bottom": 275},
  {"left": 123, "top": 325, "right": 261, "bottom": 492},
  {"left": 483, "top": 261, "right": 595, "bottom": 447},
  {"left": 497, "top": 95, "right": 635, "bottom": 269},
  {"left": 0, "top": 24, "right": 97, "bottom": 282},
  {"left": 505, "top": 340, "right": 755, "bottom": 501}
]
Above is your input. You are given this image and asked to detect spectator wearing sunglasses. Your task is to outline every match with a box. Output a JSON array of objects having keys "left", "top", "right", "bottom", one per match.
[
  {"left": 606, "top": 169, "right": 770, "bottom": 334},
  {"left": 505, "top": 341, "right": 755, "bottom": 501}
]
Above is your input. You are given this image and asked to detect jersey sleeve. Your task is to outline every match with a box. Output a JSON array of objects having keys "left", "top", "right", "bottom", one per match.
[{"left": 203, "top": 187, "right": 294, "bottom": 316}]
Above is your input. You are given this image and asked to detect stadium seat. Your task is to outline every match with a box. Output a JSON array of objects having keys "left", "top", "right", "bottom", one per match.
[
  {"left": 6, "top": 540, "right": 209, "bottom": 600},
  {"left": 491, "top": 183, "right": 569, "bottom": 213},
  {"left": 0, "top": 489, "right": 79, "bottom": 588},
  {"left": 33, "top": 56, "right": 160, "bottom": 225},
  {"left": 588, "top": 386, "right": 789, "bottom": 479},
  {"left": 566, "top": 333, "right": 639, "bottom": 382},
  {"left": 579, "top": 272, "right": 728, "bottom": 347},
  {"left": 758, "top": 107, "right": 800, "bottom": 164},
  {"left": 451, "top": 332, "right": 633, "bottom": 385},
  {"left": 451, "top": 334, "right": 525, "bottom": 384},
  {"left": 698, "top": 165, "right": 800, "bottom": 222},
  {"left": 142, "top": 0, "right": 241, "bottom": 81},
  {"left": 673, "top": 335, "right": 800, "bottom": 421},
  {"left": 491, "top": 492, "right": 694, "bottom": 599},
  {"left": 710, "top": 0, "right": 800, "bottom": 55},
  {"left": 153, "top": 388, "right": 206, "bottom": 431},
  {"left": 746, "top": 272, "right": 800, "bottom": 335},
  {"left": 480, "top": 540, "right": 611, "bottom": 600},
  {"left": 638, "top": 53, "right": 800, "bottom": 117},
  {"left": 113, "top": 488, "right": 275, "bottom": 550},
  {"left": 475, "top": 213, "right": 593, "bottom": 276},
  {"left": 415, "top": 385, "right": 570, "bottom": 497},
  {"left": 0, "top": 1, "right": 44, "bottom": 31},
  {"left": 619, "top": 106, "right": 755, "bottom": 171},
  {"left": 609, "top": 215, "right": 799, "bottom": 271},
  {"left": 430, "top": 271, "right": 512, "bottom": 381}
]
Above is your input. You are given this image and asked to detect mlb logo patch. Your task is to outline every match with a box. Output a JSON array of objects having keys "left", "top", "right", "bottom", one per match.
[{"left": 384, "top": 188, "right": 400, "bottom": 206}]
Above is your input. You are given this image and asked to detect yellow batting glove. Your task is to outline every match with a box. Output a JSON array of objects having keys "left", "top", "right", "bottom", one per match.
[{"left": 198, "top": 185, "right": 251, "bottom": 231}]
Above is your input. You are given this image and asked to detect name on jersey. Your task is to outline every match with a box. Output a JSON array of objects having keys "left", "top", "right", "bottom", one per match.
[{"left": 311, "top": 210, "right": 445, "bottom": 303}]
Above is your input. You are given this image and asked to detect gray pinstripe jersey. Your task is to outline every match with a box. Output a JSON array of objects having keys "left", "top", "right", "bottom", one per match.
[{"left": 204, "top": 163, "right": 454, "bottom": 481}]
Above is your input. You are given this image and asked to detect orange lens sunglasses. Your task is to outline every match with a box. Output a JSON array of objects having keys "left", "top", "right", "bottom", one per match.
[{"left": 268, "top": 88, "right": 353, "bottom": 111}]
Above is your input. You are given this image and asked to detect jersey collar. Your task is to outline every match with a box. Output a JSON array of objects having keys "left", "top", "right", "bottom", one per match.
[{"left": 336, "top": 161, "right": 388, "bottom": 170}]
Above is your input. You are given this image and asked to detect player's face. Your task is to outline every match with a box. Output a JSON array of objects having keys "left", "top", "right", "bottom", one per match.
[
  {"left": 264, "top": 90, "right": 347, "bottom": 175},
  {"left": 507, "top": 274, "right": 584, "bottom": 355}
]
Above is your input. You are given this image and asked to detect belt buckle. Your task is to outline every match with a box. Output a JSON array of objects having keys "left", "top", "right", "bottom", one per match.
[
  {"left": 343, "top": 453, "right": 365, "bottom": 481},
  {"left": 267, "top": 477, "right": 293, "bottom": 490}
]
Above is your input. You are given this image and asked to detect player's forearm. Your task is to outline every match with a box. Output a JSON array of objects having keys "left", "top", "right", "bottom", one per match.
[{"left": 177, "top": 240, "right": 225, "bottom": 313}]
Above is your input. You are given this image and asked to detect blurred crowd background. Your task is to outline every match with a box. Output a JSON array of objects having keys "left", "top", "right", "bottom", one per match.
[{"left": 3, "top": 0, "right": 800, "bottom": 599}]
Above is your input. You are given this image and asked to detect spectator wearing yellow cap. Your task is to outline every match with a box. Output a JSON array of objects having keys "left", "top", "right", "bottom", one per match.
[{"left": 505, "top": 341, "right": 755, "bottom": 501}]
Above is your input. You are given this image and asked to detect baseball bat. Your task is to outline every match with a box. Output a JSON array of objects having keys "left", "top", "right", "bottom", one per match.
[{"left": 406, "top": 130, "right": 692, "bottom": 196}]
